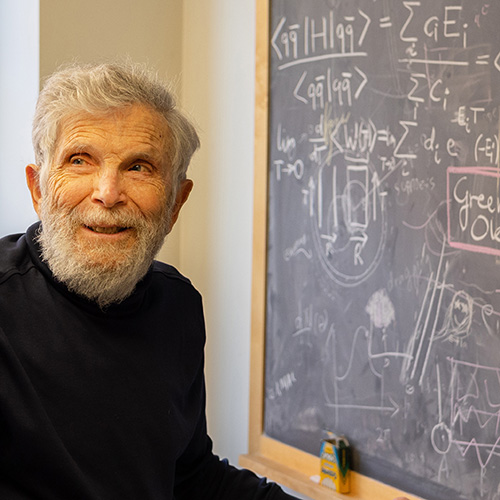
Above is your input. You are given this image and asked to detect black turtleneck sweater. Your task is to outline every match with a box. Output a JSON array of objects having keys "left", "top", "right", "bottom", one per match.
[{"left": 0, "top": 223, "right": 296, "bottom": 500}]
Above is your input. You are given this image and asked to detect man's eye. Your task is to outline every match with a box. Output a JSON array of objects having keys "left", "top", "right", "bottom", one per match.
[
  {"left": 70, "top": 157, "right": 87, "bottom": 165},
  {"left": 129, "top": 164, "right": 149, "bottom": 172}
]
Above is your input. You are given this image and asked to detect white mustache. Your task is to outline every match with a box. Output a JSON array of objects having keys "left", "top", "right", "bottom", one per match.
[{"left": 71, "top": 208, "right": 148, "bottom": 230}]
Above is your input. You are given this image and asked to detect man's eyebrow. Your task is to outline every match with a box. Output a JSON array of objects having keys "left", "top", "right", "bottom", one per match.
[
  {"left": 129, "top": 151, "right": 161, "bottom": 162},
  {"left": 125, "top": 150, "right": 169, "bottom": 170},
  {"left": 60, "top": 145, "right": 162, "bottom": 162},
  {"left": 61, "top": 143, "right": 98, "bottom": 156}
]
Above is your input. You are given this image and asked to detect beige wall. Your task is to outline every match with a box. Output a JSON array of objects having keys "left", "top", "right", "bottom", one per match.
[{"left": 40, "top": 0, "right": 183, "bottom": 81}]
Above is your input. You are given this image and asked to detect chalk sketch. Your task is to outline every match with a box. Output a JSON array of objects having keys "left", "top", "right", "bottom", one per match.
[{"left": 264, "top": 1, "right": 500, "bottom": 499}]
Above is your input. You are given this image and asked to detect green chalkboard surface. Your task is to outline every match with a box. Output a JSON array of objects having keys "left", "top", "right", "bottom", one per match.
[{"left": 264, "top": 1, "right": 500, "bottom": 499}]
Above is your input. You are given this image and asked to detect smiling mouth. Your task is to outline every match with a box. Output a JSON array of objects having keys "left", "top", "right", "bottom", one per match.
[{"left": 86, "top": 225, "right": 130, "bottom": 234}]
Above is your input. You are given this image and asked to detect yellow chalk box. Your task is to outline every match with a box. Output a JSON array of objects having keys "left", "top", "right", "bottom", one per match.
[{"left": 319, "top": 434, "right": 351, "bottom": 493}]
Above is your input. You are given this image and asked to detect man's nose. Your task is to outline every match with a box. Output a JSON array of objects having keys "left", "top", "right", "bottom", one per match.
[{"left": 91, "top": 168, "right": 127, "bottom": 208}]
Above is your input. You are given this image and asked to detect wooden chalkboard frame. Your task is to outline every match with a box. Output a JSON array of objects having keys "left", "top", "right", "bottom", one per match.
[{"left": 238, "top": 1, "right": 416, "bottom": 498}]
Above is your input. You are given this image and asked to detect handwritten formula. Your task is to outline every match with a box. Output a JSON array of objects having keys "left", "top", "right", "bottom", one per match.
[{"left": 264, "top": 2, "right": 500, "bottom": 499}]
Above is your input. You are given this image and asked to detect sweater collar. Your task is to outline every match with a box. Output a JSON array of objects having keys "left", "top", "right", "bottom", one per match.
[{"left": 25, "top": 222, "right": 154, "bottom": 316}]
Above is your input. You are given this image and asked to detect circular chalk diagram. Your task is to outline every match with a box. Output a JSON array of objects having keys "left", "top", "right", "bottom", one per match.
[{"left": 310, "top": 159, "right": 388, "bottom": 288}]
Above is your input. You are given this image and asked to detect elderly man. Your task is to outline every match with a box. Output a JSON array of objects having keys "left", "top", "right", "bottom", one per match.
[{"left": 0, "top": 62, "right": 298, "bottom": 499}]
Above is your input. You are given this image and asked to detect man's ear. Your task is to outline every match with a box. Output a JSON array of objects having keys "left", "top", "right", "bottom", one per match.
[
  {"left": 168, "top": 179, "right": 193, "bottom": 232},
  {"left": 26, "top": 164, "right": 42, "bottom": 218}
]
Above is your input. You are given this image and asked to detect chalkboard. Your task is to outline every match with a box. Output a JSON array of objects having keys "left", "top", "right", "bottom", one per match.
[{"left": 262, "top": 1, "right": 500, "bottom": 499}]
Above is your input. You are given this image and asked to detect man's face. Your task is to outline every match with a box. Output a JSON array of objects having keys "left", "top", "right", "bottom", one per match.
[{"left": 26, "top": 104, "right": 192, "bottom": 306}]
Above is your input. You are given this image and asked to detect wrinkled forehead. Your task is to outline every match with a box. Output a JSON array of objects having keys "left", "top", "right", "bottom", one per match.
[
  {"left": 57, "top": 104, "right": 171, "bottom": 139},
  {"left": 53, "top": 104, "right": 173, "bottom": 162}
]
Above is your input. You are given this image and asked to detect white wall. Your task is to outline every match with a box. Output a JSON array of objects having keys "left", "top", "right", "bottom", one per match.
[
  {"left": 180, "top": 0, "right": 256, "bottom": 466},
  {"left": 0, "top": 0, "right": 39, "bottom": 235}
]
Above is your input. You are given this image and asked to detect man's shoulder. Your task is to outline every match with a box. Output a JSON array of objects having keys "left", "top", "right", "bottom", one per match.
[
  {"left": 0, "top": 230, "right": 33, "bottom": 285},
  {"left": 149, "top": 261, "right": 203, "bottom": 314},
  {"left": 151, "top": 260, "right": 196, "bottom": 290}
]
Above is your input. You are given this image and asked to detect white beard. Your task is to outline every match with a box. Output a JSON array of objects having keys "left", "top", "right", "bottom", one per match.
[{"left": 36, "top": 197, "right": 171, "bottom": 309}]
